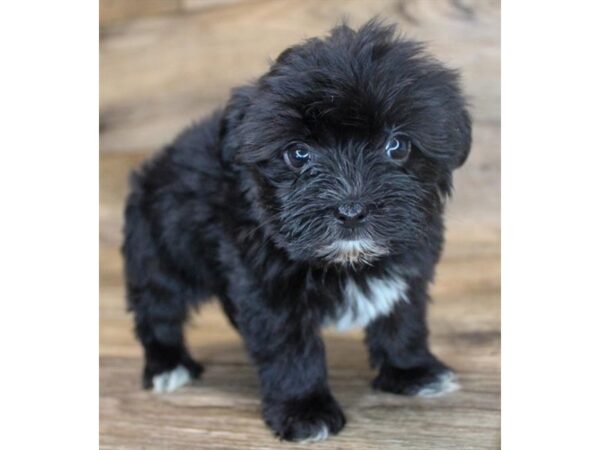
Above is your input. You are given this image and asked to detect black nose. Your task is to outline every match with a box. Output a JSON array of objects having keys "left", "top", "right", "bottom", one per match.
[{"left": 334, "top": 202, "right": 368, "bottom": 226}]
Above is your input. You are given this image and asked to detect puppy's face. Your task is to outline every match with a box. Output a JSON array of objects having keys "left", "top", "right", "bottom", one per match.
[{"left": 224, "top": 22, "right": 471, "bottom": 266}]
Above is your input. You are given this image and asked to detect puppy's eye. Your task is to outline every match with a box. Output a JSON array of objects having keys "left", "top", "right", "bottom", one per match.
[
  {"left": 283, "top": 146, "right": 312, "bottom": 170},
  {"left": 385, "top": 135, "right": 412, "bottom": 163}
]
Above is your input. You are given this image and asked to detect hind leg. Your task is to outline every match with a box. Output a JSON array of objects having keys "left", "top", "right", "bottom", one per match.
[
  {"left": 132, "top": 287, "right": 203, "bottom": 392},
  {"left": 123, "top": 198, "right": 203, "bottom": 392}
]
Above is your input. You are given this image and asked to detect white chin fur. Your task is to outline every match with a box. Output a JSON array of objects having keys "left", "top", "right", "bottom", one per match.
[
  {"left": 417, "top": 371, "right": 461, "bottom": 398},
  {"left": 317, "top": 239, "right": 386, "bottom": 265},
  {"left": 152, "top": 365, "right": 192, "bottom": 393},
  {"left": 296, "top": 424, "right": 330, "bottom": 443}
]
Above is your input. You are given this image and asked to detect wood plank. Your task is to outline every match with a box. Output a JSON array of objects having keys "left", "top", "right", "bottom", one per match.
[{"left": 100, "top": 0, "right": 182, "bottom": 27}]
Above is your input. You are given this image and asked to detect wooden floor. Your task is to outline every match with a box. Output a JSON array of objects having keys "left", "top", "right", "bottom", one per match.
[{"left": 100, "top": 1, "right": 500, "bottom": 448}]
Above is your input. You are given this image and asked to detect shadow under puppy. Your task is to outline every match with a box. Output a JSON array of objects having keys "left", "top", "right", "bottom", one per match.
[{"left": 123, "top": 19, "right": 471, "bottom": 442}]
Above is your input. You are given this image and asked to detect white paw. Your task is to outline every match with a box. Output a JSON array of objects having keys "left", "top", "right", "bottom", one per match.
[
  {"left": 152, "top": 365, "right": 191, "bottom": 393},
  {"left": 417, "top": 371, "right": 460, "bottom": 398},
  {"left": 296, "top": 424, "right": 330, "bottom": 443}
]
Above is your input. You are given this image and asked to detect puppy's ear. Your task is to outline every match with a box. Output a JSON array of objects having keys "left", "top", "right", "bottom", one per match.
[
  {"left": 410, "top": 77, "right": 472, "bottom": 171},
  {"left": 220, "top": 86, "right": 254, "bottom": 163},
  {"left": 449, "top": 106, "right": 472, "bottom": 169}
]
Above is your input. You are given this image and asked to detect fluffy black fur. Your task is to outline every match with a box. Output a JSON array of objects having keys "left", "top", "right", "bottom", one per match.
[{"left": 123, "top": 20, "right": 471, "bottom": 442}]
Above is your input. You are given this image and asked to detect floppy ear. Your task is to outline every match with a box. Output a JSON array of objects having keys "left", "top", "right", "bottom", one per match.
[
  {"left": 451, "top": 107, "right": 472, "bottom": 169},
  {"left": 220, "top": 85, "right": 254, "bottom": 163},
  {"left": 429, "top": 102, "right": 471, "bottom": 198},
  {"left": 410, "top": 83, "right": 472, "bottom": 171}
]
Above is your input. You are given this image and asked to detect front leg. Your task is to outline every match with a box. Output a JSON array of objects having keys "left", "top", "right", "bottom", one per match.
[
  {"left": 365, "top": 276, "right": 459, "bottom": 397},
  {"left": 238, "top": 305, "right": 345, "bottom": 442}
]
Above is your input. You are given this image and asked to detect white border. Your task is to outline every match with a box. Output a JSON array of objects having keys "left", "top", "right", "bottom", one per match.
[
  {"left": 0, "top": 1, "right": 98, "bottom": 448},
  {"left": 503, "top": 1, "right": 600, "bottom": 448}
]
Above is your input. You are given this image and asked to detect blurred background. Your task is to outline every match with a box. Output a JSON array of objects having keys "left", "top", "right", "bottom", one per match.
[{"left": 100, "top": 1, "right": 499, "bottom": 448}]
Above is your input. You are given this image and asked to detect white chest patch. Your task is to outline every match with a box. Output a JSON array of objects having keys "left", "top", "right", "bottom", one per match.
[{"left": 325, "top": 274, "right": 409, "bottom": 330}]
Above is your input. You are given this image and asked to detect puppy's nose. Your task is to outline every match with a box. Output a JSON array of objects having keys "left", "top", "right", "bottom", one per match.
[{"left": 334, "top": 202, "right": 368, "bottom": 226}]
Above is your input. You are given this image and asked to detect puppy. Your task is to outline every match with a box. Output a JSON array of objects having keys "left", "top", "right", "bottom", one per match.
[{"left": 123, "top": 20, "right": 471, "bottom": 442}]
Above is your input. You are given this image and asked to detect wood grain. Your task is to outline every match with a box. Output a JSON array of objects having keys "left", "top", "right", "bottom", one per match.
[
  {"left": 100, "top": 0, "right": 500, "bottom": 448},
  {"left": 100, "top": 0, "right": 181, "bottom": 27}
]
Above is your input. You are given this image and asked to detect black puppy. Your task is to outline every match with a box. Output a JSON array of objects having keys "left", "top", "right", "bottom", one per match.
[{"left": 123, "top": 20, "right": 471, "bottom": 442}]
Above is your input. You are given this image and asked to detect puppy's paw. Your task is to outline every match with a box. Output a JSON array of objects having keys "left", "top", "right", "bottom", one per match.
[
  {"left": 414, "top": 370, "right": 460, "bottom": 397},
  {"left": 373, "top": 364, "right": 460, "bottom": 397},
  {"left": 151, "top": 365, "right": 192, "bottom": 393},
  {"left": 142, "top": 356, "right": 203, "bottom": 392},
  {"left": 265, "top": 392, "right": 346, "bottom": 443}
]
